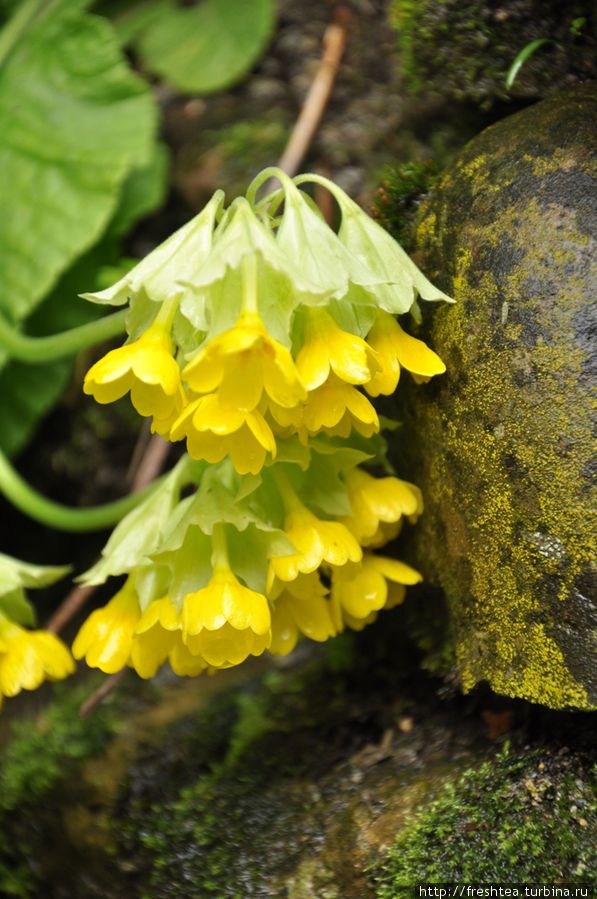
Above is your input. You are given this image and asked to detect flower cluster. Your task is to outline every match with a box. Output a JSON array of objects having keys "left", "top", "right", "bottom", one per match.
[
  {"left": 0, "top": 553, "right": 73, "bottom": 710},
  {"left": 74, "top": 168, "right": 451, "bottom": 680}
]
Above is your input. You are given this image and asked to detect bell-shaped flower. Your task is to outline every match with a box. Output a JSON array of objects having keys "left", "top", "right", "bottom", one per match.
[
  {"left": 171, "top": 394, "right": 277, "bottom": 475},
  {"left": 168, "top": 639, "right": 210, "bottom": 676},
  {"left": 72, "top": 578, "right": 141, "bottom": 674},
  {"left": 130, "top": 595, "right": 180, "bottom": 679},
  {"left": 295, "top": 308, "right": 380, "bottom": 390},
  {"left": 340, "top": 469, "right": 423, "bottom": 543},
  {"left": 268, "top": 573, "right": 336, "bottom": 655},
  {"left": 83, "top": 314, "right": 182, "bottom": 425},
  {"left": 331, "top": 554, "right": 422, "bottom": 632},
  {"left": 271, "top": 483, "right": 362, "bottom": 582},
  {"left": 365, "top": 311, "right": 446, "bottom": 396},
  {"left": 301, "top": 374, "right": 379, "bottom": 438},
  {"left": 183, "top": 311, "right": 306, "bottom": 412},
  {"left": 0, "top": 613, "right": 74, "bottom": 698},
  {"left": 182, "top": 523, "right": 272, "bottom": 669}
]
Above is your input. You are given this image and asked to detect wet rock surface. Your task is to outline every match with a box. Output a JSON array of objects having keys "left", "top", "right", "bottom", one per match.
[{"left": 397, "top": 83, "right": 597, "bottom": 709}]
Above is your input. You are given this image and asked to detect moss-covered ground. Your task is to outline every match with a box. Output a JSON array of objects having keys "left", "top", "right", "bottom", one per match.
[{"left": 375, "top": 746, "right": 596, "bottom": 892}]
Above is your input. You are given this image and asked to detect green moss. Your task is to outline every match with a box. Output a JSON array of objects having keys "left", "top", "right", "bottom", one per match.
[
  {"left": 119, "top": 630, "right": 420, "bottom": 898},
  {"left": 389, "top": 0, "right": 597, "bottom": 106},
  {"left": 373, "top": 162, "right": 439, "bottom": 248},
  {"left": 0, "top": 681, "right": 121, "bottom": 897},
  {"left": 375, "top": 746, "right": 596, "bottom": 892}
]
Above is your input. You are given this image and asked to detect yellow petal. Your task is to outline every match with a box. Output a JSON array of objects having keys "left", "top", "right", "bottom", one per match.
[
  {"left": 392, "top": 322, "right": 446, "bottom": 377},
  {"left": 220, "top": 578, "right": 271, "bottom": 635},
  {"left": 269, "top": 596, "right": 299, "bottom": 655}
]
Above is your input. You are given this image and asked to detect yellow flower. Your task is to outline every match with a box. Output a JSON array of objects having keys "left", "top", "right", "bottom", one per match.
[
  {"left": 150, "top": 385, "right": 188, "bottom": 437},
  {"left": 271, "top": 503, "right": 362, "bottom": 582},
  {"left": 269, "top": 573, "right": 336, "bottom": 655},
  {"left": 0, "top": 614, "right": 74, "bottom": 698},
  {"left": 295, "top": 308, "right": 379, "bottom": 389},
  {"left": 168, "top": 638, "right": 210, "bottom": 676},
  {"left": 72, "top": 578, "right": 140, "bottom": 674},
  {"left": 365, "top": 311, "right": 446, "bottom": 396},
  {"left": 340, "top": 469, "right": 423, "bottom": 543},
  {"left": 84, "top": 319, "right": 182, "bottom": 422},
  {"left": 301, "top": 374, "right": 379, "bottom": 437},
  {"left": 361, "top": 520, "right": 402, "bottom": 550},
  {"left": 131, "top": 595, "right": 180, "bottom": 679},
  {"left": 182, "top": 569, "right": 271, "bottom": 668},
  {"left": 330, "top": 554, "right": 422, "bottom": 631},
  {"left": 171, "top": 393, "right": 276, "bottom": 475},
  {"left": 185, "top": 624, "right": 270, "bottom": 668},
  {"left": 183, "top": 313, "right": 306, "bottom": 411}
]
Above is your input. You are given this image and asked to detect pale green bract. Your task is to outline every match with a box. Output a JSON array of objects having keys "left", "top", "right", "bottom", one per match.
[
  {"left": 82, "top": 168, "right": 452, "bottom": 352},
  {"left": 0, "top": 554, "right": 71, "bottom": 627}
]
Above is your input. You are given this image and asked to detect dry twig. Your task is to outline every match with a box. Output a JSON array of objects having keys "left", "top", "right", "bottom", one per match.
[
  {"left": 79, "top": 670, "right": 127, "bottom": 718},
  {"left": 277, "top": 8, "right": 350, "bottom": 178}
]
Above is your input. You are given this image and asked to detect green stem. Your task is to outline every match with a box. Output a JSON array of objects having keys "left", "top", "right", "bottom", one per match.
[
  {"left": 0, "top": 310, "right": 127, "bottom": 363},
  {"left": 0, "top": 449, "right": 160, "bottom": 532},
  {"left": 210, "top": 522, "right": 229, "bottom": 571}
]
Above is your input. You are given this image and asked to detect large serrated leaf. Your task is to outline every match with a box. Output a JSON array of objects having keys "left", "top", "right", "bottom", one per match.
[
  {"left": 0, "top": 3, "right": 156, "bottom": 325},
  {"left": 135, "top": 0, "right": 276, "bottom": 95}
]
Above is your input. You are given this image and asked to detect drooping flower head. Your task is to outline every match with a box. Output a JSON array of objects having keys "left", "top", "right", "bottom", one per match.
[{"left": 0, "top": 613, "right": 74, "bottom": 700}]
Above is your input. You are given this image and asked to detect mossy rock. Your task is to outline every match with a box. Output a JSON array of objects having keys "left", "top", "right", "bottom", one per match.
[
  {"left": 391, "top": 0, "right": 597, "bottom": 107},
  {"left": 397, "top": 83, "right": 597, "bottom": 710},
  {"left": 375, "top": 745, "right": 596, "bottom": 892}
]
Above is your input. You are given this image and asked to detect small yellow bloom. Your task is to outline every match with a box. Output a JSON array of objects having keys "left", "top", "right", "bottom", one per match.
[
  {"left": 361, "top": 520, "right": 402, "bottom": 550},
  {"left": 168, "top": 638, "right": 210, "bottom": 676},
  {"left": 295, "top": 308, "right": 379, "bottom": 390},
  {"left": 185, "top": 623, "right": 270, "bottom": 668},
  {"left": 301, "top": 374, "right": 379, "bottom": 437},
  {"left": 271, "top": 504, "right": 362, "bottom": 582},
  {"left": 184, "top": 570, "right": 271, "bottom": 635},
  {"left": 0, "top": 614, "right": 74, "bottom": 698},
  {"left": 183, "top": 313, "right": 306, "bottom": 411},
  {"left": 72, "top": 578, "right": 140, "bottom": 674},
  {"left": 171, "top": 393, "right": 276, "bottom": 475},
  {"left": 269, "top": 573, "right": 336, "bottom": 655},
  {"left": 182, "top": 568, "right": 271, "bottom": 667},
  {"left": 365, "top": 311, "right": 446, "bottom": 396},
  {"left": 340, "top": 469, "right": 423, "bottom": 543},
  {"left": 330, "top": 554, "right": 422, "bottom": 631},
  {"left": 84, "top": 320, "right": 182, "bottom": 422},
  {"left": 130, "top": 595, "right": 180, "bottom": 679}
]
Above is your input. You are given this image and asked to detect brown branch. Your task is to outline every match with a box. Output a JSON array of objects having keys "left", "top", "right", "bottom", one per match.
[
  {"left": 47, "top": 583, "right": 96, "bottom": 635},
  {"left": 268, "top": 6, "right": 350, "bottom": 187},
  {"left": 79, "top": 670, "right": 128, "bottom": 718}
]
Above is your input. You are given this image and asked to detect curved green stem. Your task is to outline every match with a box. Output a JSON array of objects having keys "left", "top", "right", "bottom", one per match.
[
  {"left": 0, "top": 449, "right": 160, "bottom": 532},
  {"left": 0, "top": 309, "right": 127, "bottom": 363}
]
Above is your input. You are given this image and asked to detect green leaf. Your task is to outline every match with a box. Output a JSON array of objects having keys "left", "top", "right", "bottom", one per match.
[
  {"left": 135, "top": 0, "right": 276, "bottom": 95},
  {"left": 0, "top": 589, "right": 36, "bottom": 627},
  {"left": 0, "top": 240, "right": 119, "bottom": 456},
  {"left": 81, "top": 458, "right": 190, "bottom": 585},
  {"left": 0, "top": 141, "right": 166, "bottom": 457},
  {"left": 0, "top": 2, "right": 155, "bottom": 325}
]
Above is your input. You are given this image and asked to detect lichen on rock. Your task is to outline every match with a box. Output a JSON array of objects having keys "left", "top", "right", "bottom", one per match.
[{"left": 396, "top": 83, "right": 597, "bottom": 709}]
